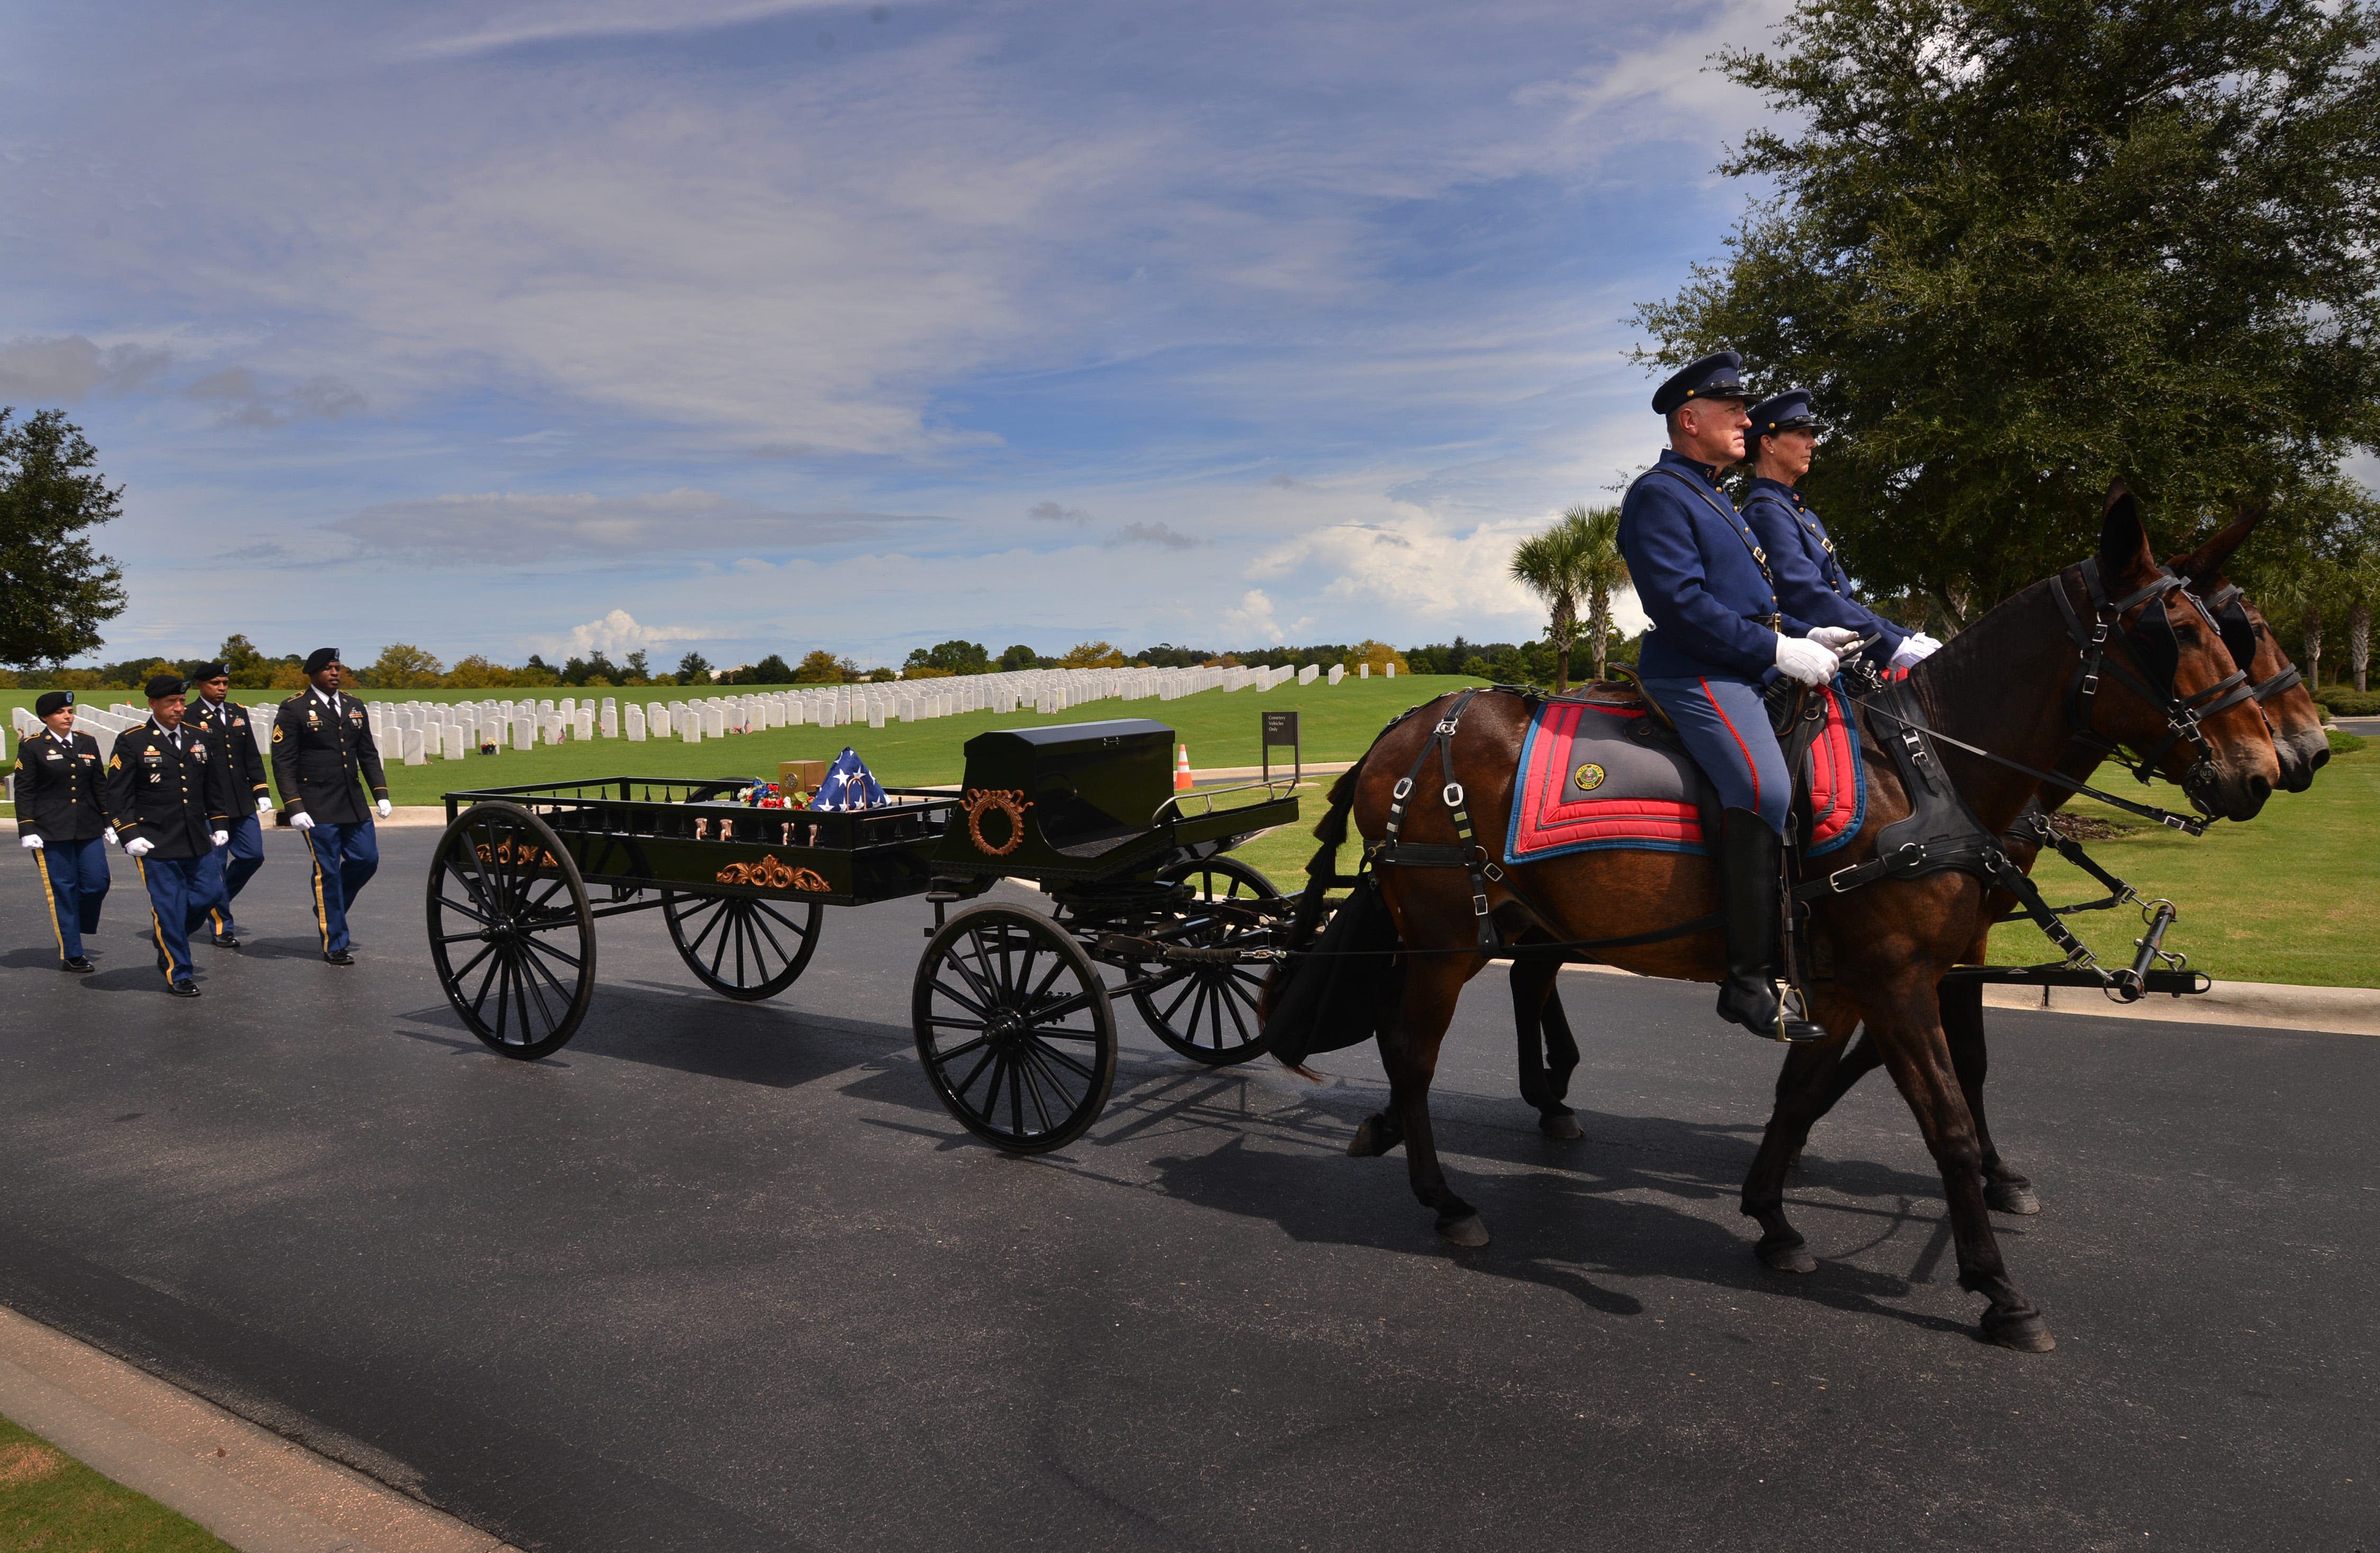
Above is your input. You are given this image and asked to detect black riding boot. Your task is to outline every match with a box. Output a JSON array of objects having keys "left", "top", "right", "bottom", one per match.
[{"left": 1715, "top": 808, "right": 1825, "bottom": 1042}]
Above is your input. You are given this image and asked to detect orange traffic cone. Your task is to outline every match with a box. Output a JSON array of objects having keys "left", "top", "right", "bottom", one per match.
[{"left": 1175, "top": 745, "right": 1194, "bottom": 791}]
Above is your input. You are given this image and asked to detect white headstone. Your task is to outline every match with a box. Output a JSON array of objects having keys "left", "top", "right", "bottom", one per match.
[
  {"left": 1327, "top": 664, "right": 1345, "bottom": 685},
  {"left": 443, "top": 725, "right": 466, "bottom": 760},
  {"left": 1359, "top": 663, "right": 1369, "bottom": 679},
  {"left": 403, "top": 728, "right": 427, "bottom": 766},
  {"left": 574, "top": 710, "right": 594, "bottom": 741},
  {"left": 1384, "top": 662, "right": 1396, "bottom": 678},
  {"left": 626, "top": 706, "right": 648, "bottom": 742}
]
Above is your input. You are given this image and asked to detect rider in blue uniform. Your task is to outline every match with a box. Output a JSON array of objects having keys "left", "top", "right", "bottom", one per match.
[
  {"left": 1618, "top": 353, "right": 1850, "bottom": 1041},
  {"left": 1742, "top": 389, "right": 1940, "bottom": 674}
]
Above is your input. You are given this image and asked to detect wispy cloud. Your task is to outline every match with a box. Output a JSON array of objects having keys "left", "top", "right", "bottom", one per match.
[
  {"left": 0, "top": 336, "right": 174, "bottom": 401},
  {"left": 332, "top": 491, "right": 952, "bottom": 562},
  {"left": 1107, "top": 521, "right": 1201, "bottom": 550},
  {"left": 1028, "top": 501, "right": 1090, "bottom": 525}
]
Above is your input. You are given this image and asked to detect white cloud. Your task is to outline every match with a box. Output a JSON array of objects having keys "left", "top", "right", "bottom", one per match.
[{"left": 545, "top": 609, "right": 704, "bottom": 659}]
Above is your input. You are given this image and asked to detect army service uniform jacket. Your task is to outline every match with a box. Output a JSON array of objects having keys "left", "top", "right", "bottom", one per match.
[
  {"left": 186, "top": 696, "right": 273, "bottom": 810},
  {"left": 13, "top": 728, "right": 111, "bottom": 843},
  {"left": 1617, "top": 448, "right": 1816, "bottom": 684},
  {"left": 1742, "top": 476, "right": 1907, "bottom": 670},
  {"left": 104, "top": 720, "right": 237, "bottom": 859},
  {"left": 271, "top": 690, "right": 388, "bottom": 826}
]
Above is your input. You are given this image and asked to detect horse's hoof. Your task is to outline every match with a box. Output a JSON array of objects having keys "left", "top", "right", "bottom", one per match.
[
  {"left": 1437, "top": 1214, "right": 1490, "bottom": 1248},
  {"left": 1987, "top": 1180, "right": 2042, "bottom": 1216},
  {"left": 1756, "top": 1233, "right": 1817, "bottom": 1275},
  {"left": 1538, "top": 1110, "right": 1585, "bottom": 1141},
  {"left": 1981, "top": 1307, "right": 2056, "bottom": 1352},
  {"left": 1347, "top": 1117, "right": 1400, "bottom": 1157}
]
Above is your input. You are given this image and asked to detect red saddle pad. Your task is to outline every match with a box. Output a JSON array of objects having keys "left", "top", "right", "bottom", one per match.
[{"left": 1504, "top": 688, "right": 1865, "bottom": 864}]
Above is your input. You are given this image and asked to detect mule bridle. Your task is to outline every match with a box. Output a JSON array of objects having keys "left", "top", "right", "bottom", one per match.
[
  {"left": 2202, "top": 582, "right": 2305, "bottom": 707},
  {"left": 2051, "top": 558, "right": 2258, "bottom": 789}
]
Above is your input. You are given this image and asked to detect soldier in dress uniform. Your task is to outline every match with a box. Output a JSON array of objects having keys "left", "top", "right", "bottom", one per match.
[
  {"left": 1617, "top": 351, "right": 1859, "bottom": 1043},
  {"left": 1742, "top": 389, "right": 1941, "bottom": 673},
  {"left": 14, "top": 690, "right": 115, "bottom": 971},
  {"left": 271, "top": 648, "right": 390, "bottom": 965},
  {"left": 105, "top": 674, "right": 236, "bottom": 996},
  {"left": 184, "top": 661, "right": 276, "bottom": 947}
]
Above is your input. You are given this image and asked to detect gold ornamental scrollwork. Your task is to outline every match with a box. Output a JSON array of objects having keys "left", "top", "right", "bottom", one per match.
[
  {"left": 714, "top": 854, "right": 832, "bottom": 892},
  {"left": 962, "top": 788, "right": 1033, "bottom": 857},
  {"left": 475, "top": 837, "right": 560, "bottom": 869}
]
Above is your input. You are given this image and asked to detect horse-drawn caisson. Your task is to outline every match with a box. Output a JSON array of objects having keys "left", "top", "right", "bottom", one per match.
[
  {"left": 425, "top": 350, "right": 2320, "bottom": 1353},
  {"left": 426, "top": 720, "right": 1301, "bottom": 1152}
]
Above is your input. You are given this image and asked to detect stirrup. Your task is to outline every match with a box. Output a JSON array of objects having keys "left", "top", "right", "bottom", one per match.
[{"left": 1772, "top": 985, "right": 1826, "bottom": 1045}]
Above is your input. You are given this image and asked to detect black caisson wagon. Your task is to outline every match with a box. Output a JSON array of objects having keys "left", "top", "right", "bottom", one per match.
[{"left": 427, "top": 719, "right": 1300, "bottom": 1152}]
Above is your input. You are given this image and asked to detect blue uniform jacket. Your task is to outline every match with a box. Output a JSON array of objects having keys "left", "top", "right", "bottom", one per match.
[
  {"left": 1619, "top": 449, "right": 1811, "bottom": 684},
  {"left": 1743, "top": 478, "right": 1907, "bottom": 666}
]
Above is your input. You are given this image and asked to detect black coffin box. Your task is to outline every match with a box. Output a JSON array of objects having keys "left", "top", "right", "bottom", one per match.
[{"left": 937, "top": 718, "right": 1176, "bottom": 877}]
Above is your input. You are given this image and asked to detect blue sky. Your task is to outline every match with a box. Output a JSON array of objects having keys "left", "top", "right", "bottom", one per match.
[{"left": 1, "top": 0, "right": 1794, "bottom": 670}]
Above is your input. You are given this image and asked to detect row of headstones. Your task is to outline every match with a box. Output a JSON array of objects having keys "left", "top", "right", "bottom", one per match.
[{"left": 10, "top": 656, "right": 1393, "bottom": 768}]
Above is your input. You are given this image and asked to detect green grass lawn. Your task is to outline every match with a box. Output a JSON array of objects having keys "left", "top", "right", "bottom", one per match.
[
  {"left": 0, "top": 1412, "right": 234, "bottom": 1552},
  {"left": 1983, "top": 747, "right": 2378, "bottom": 988},
  {"left": 0, "top": 674, "right": 1472, "bottom": 810}
]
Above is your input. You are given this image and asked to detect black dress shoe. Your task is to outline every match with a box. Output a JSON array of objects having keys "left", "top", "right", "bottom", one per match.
[
  {"left": 212, "top": 933, "right": 242, "bottom": 949},
  {"left": 61, "top": 957, "right": 94, "bottom": 973},
  {"left": 323, "top": 950, "right": 355, "bottom": 966},
  {"left": 167, "top": 980, "right": 201, "bottom": 998}
]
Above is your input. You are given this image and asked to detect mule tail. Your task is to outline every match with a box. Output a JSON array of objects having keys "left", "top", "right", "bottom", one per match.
[
  {"left": 1259, "top": 757, "right": 1409, "bottom": 1077},
  {"left": 1289, "top": 762, "right": 1362, "bottom": 949}
]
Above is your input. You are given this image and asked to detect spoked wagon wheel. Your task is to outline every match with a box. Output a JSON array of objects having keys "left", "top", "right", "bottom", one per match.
[
  {"left": 913, "top": 903, "right": 1117, "bottom": 1154},
  {"left": 1129, "top": 856, "right": 1281, "bottom": 1067},
  {"left": 427, "top": 801, "right": 596, "bottom": 1060},
  {"left": 662, "top": 891, "right": 823, "bottom": 1001}
]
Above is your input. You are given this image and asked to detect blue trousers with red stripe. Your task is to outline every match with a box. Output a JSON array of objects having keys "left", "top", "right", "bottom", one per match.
[
  {"left": 1641, "top": 674, "right": 1792, "bottom": 835},
  {"left": 31, "top": 838, "right": 110, "bottom": 962}
]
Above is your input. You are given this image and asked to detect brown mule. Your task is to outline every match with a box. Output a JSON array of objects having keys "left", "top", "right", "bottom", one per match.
[
  {"left": 1288, "top": 483, "right": 2278, "bottom": 1351},
  {"left": 1757, "top": 508, "right": 2329, "bottom": 1215}
]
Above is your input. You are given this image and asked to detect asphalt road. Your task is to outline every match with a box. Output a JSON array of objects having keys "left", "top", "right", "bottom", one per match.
[{"left": 2, "top": 828, "right": 2374, "bottom": 1553}]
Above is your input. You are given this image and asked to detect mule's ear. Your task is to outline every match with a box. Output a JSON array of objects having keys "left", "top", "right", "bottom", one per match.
[
  {"left": 2097, "top": 478, "right": 2156, "bottom": 583},
  {"left": 2169, "top": 504, "right": 2265, "bottom": 588}
]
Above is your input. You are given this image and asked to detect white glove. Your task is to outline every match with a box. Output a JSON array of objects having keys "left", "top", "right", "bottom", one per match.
[
  {"left": 1804, "top": 626, "right": 1860, "bottom": 653},
  {"left": 256, "top": 795, "right": 275, "bottom": 814},
  {"left": 291, "top": 811, "right": 315, "bottom": 831},
  {"left": 103, "top": 828, "right": 119, "bottom": 848},
  {"left": 20, "top": 833, "right": 42, "bottom": 850},
  {"left": 1890, "top": 631, "right": 1942, "bottom": 669},
  {"left": 212, "top": 829, "right": 230, "bottom": 847},
  {"left": 124, "top": 836, "right": 155, "bottom": 857},
  {"left": 376, "top": 798, "right": 392, "bottom": 818},
  {"left": 1774, "top": 634, "right": 1840, "bottom": 688}
]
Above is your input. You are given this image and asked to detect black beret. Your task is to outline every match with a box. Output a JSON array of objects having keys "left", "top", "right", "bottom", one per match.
[
  {"left": 144, "top": 673, "right": 187, "bottom": 700},
  {"left": 33, "top": 691, "right": 74, "bottom": 718},
  {"left": 1748, "top": 389, "right": 1815, "bottom": 439},
  {"left": 303, "top": 647, "right": 340, "bottom": 674},
  {"left": 191, "top": 661, "right": 229, "bottom": 682},
  {"left": 1652, "top": 350, "right": 1749, "bottom": 416}
]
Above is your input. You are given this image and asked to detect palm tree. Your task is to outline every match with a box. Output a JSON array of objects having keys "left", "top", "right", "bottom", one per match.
[
  {"left": 1568, "top": 504, "right": 1631, "bottom": 684},
  {"left": 1510, "top": 521, "right": 1587, "bottom": 693}
]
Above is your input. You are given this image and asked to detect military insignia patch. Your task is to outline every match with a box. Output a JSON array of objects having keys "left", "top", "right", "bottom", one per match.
[
  {"left": 108, "top": 755, "right": 121, "bottom": 771},
  {"left": 1572, "top": 762, "right": 1606, "bottom": 791},
  {"left": 272, "top": 726, "right": 285, "bottom": 743}
]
